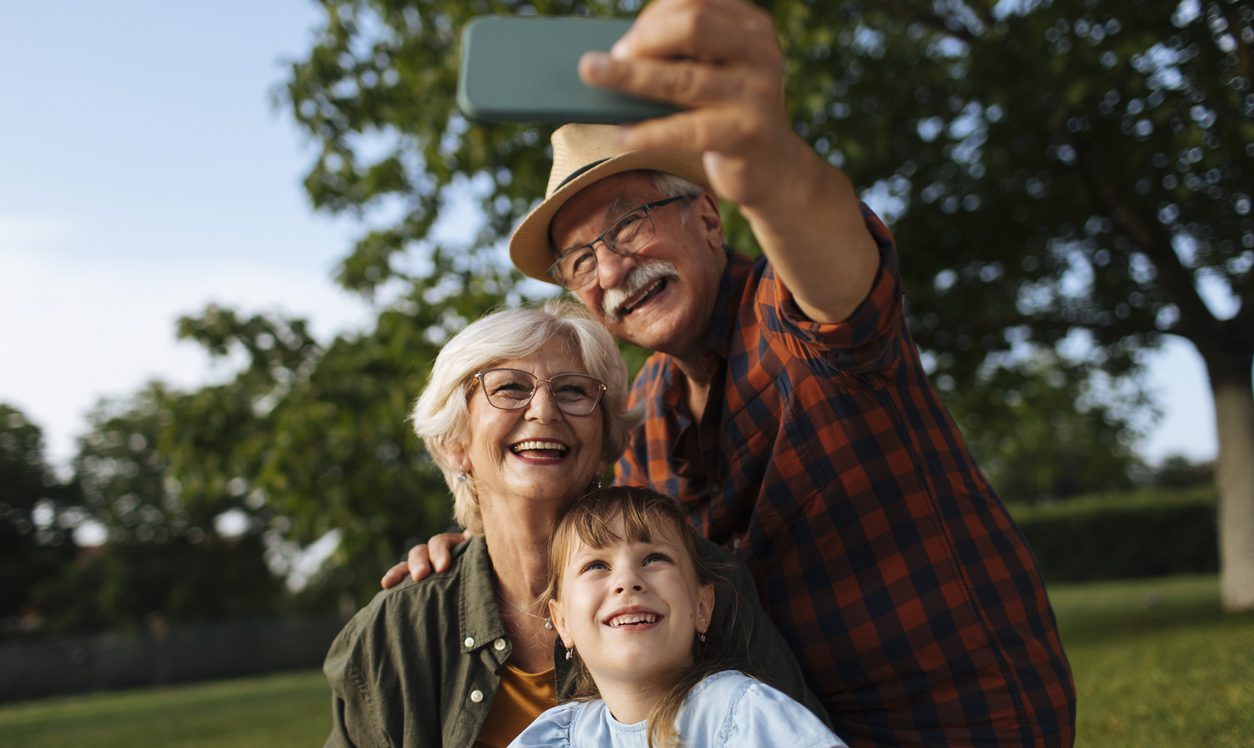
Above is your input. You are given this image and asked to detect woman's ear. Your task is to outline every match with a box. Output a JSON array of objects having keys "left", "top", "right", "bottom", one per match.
[
  {"left": 442, "top": 442, "right": 470, "bottom": 474},
  {"left": 695, "top": 583, "right": 715, "bottom": 635},
  {"left": 548, "top": 598, "right": 573, "bottom": 648}
]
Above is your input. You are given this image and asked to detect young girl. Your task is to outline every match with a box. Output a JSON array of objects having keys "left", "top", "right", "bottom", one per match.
[{"left": 510, "top": 486, "right": 847, "bottom": 748}]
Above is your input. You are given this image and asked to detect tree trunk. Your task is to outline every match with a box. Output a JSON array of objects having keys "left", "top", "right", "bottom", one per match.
[{"left": 1208, "top": 352, "right": 1254, "bottom": 612}]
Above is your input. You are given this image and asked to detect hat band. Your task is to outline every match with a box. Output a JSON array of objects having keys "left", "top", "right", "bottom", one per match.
[{"left": 553, "top": 157, "right": 610, "bottom": 193}]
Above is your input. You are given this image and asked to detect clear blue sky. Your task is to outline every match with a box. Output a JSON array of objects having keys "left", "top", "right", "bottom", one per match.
[{"left": 0, "top": 1, "right": 1218, "bottom": 471}]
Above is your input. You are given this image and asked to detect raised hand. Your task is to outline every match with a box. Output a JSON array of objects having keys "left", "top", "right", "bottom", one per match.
[{"left": 579, "top": 0, "right": 804, "bottom": 212}]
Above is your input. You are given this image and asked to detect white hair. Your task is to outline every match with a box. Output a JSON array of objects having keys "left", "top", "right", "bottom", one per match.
[
  {"left": 545, "top": 170, "right": 706, "bottom": 262},
  {"left": 648, "top": 171, "right": 704, "bottom": 201},
  {"left": 410, "top": 300, "right": 641, "bottom": 534}
]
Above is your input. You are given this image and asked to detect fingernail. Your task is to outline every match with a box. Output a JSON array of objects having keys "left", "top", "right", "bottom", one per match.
[
  {"left": 583, "top": 51, "right": 610, "bottom": 78},
  {"left": 610, "top": 39, "right": 628, "bottom": 59}
]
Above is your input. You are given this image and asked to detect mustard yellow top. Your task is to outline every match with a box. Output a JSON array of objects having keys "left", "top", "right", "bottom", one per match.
[{"left": 474, "top": 663, "right": 557, "bottom": 748}]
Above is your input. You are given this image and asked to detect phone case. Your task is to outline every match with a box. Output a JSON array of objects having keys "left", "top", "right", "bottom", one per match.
[{"left": 457, "top": 16, "right": 679, "bottom": 124}]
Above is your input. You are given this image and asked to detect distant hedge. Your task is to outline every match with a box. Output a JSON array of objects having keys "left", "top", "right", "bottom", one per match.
[{"left": 1007, "top": 487, "right": 1218, "bottom": 583}]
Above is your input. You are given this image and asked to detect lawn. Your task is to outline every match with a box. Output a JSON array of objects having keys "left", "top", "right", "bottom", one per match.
[
  {"left": 0, "top": 669, "right": 329, "bottom": 747},
  {"left": 1, "top": 575, "right": 1250, "bottom": 747},
  {"left": 1049, "top": 574, "right": 1254, "bottom": 747}
]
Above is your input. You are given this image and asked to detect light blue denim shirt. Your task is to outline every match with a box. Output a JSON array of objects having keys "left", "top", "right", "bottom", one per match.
[{"left": 509, "top": 670, "right": 847, "bottom": 748}]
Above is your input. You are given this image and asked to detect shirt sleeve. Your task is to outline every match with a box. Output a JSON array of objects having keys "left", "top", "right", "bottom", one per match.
[
  {"left": 322, "top": 618, "right": 378, "bottom": 748},
  {"left": 758, "top": 204, "right": 905, "bottom": 377},
  {"left": 322, "top": 584, "right": 453, "bottom": 748},
  {"left": 507, "top": 702, "right": 577, "bottom": 747},
  {"left": 731, "top": 680, "right": 849, "bottom": 748}
]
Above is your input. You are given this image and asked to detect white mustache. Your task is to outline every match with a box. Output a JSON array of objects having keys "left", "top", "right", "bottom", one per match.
[{"left": 601, "top": 259, "right": 677, "bottom": 322}]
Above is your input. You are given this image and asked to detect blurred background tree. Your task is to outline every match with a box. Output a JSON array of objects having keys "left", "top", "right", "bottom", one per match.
[
  {"left": 32, "top": 380, "right": 282, "bottom": 634},
  {"left": 948, "top": 352, "right": 1150, "bottom": 503},
  {"left": 0, "top": 404, "right": 78, "bottom": 635},
  {"left": 1151, "top": 453, "right": 1214, "bottom": 488}
]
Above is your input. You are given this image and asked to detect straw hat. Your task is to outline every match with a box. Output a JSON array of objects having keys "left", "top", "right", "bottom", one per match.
[{"left": 509, "top": 124, "right": 711, "bottom": 284}]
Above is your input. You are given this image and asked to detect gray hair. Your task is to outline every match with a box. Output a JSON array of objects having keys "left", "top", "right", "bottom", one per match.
[
  {"left": 546, "top": 170, "right": 705, "bottom": 261},
  {"left": 648, "top": 171, "right": 704, "bottom": 202},
  {"left": 410, "top": 300, "right": 641, "bottom": 534}
]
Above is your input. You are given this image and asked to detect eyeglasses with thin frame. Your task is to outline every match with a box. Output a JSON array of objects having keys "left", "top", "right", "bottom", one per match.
[
  {"left": 472, "top": 368, "right": 607, "bottom": 416},
  {"left": 547, "top": 194, "right": 697, "bottom": 291}
]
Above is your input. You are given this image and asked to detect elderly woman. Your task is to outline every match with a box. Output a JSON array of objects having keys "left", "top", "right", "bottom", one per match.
[{"left": 323, "top": 301, "right": 818, "bottom": 747}]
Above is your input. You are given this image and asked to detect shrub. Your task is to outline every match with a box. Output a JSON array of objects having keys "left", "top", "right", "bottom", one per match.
[{"left": 1007, "top": 487, "right": 1217, "bottom": 583}]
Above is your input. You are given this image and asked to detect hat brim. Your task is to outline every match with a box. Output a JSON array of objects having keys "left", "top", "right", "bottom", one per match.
[{"left": 509, "top": 149, "right": 710, "bottom": 284}]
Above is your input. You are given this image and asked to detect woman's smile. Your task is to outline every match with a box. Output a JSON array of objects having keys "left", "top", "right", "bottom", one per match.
[{"left": 508, "top": 438, "right": 571, "bottom": 462}]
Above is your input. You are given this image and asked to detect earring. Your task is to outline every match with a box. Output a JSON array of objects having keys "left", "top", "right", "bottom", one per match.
[
  {"left": 697, "top": 632, "right": 707, "bottom": 644},
  {"left": 456, "top": 472, "right": 468, "bottom": 483},
  {"left": 545, "top": 618, "right": 553, "bottom": 631},
  {"left": 595, "top": 478, "right": 604, "bottom": 489},
  {"left": 565, "top": 647, "right": 575, "bottom": 661}
]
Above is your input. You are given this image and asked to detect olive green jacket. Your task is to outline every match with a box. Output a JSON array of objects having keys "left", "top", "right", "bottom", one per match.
[{"left": 323, "top": 536, "right": 826, "bottom": 747}]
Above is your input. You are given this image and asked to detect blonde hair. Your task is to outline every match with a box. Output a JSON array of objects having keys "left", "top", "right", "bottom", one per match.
[
  {"left": 409, "top": 301, "right": 640, "bottom": 534},
  {"left": 543, "top": 486, "right": 729, "bottom": 748}
]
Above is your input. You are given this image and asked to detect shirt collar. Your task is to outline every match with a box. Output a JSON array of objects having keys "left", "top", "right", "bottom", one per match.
[{"left": 457, "top": 536, "right": 508, "bottom": 653}]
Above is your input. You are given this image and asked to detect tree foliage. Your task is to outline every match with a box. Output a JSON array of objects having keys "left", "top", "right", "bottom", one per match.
[
  {"left": 1152, "top": 453, "right": 1215, "bottom": 487},
  {"left": 249, "top": 304, "right": 455, "bottom": 593},
  {"left": 173, "top": 286, "right": 522, "bottom": 600},
  {"left": 283, "top": 0, "right": 1250, "bottom": 375},
  {"left": 949, "top": 353, "right": 1149, "bottom": 502},
  {"left": 0, "top": 404, "right": 77, "bottom": 634},
  {"left": 35, "top": 379, "right": 283, "bottom": 633}
]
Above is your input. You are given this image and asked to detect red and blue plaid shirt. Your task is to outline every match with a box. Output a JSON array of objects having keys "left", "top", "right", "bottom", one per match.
[{"left": 616, "top": 209, "right": 1076, "bottom": 747}]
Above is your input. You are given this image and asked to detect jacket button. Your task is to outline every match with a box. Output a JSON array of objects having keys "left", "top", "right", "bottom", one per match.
[
  {"left": 493, "top": 638, "right": 506, "bottom": 651},
  {"left": 463, "top": 636, "right": 475, "bottom": 648},
  {"left": 470, "top": 689, "right": 484, "bottom": 703}
]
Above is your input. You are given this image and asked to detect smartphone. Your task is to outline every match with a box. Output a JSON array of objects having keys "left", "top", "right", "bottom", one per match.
[{"left": 457, "top": 15, "right": 679, "bottom": 124}]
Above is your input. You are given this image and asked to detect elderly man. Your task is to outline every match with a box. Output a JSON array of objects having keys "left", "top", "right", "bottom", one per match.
[{"left": 390, "top": 1, "right": 1076, "bottom": 745}]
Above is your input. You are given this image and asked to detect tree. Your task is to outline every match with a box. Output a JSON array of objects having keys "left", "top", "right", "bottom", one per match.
[
  {"left": 1152, "top": 453, "right": 1214, "bottom": 488},
  {"left": 247, "top": 304, "right": 458, "bottom": 601},
  {"left": 282, "top": 0, "right": 1253, "bottom": 609},
  {"left": 948, "top": 353, "right": 1150, "bottom": 503},
  {"left": 0, "top": 404, "right": 77, "bottom": 635},
  {"left": 54, "top": 378, "right": 283, "bottom": 632},
  {"left": 172, "top": 299, "right": 518, "bottom": 604}
]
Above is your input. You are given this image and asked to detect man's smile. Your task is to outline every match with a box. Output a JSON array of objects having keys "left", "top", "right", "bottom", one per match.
[{"left": 602, "top": 260, "right": 678, "bottom": 322}]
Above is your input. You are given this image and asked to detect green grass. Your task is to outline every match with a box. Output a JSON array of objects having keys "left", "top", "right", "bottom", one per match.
[
  {"left": 0, "top": 670, "right": 329, "bottom": 747},
  {"left": 1, "top": 575, "right": 1251, "bottom": 747},
  {"left": 1051, "top": 575, "right": 1254, "bottom": 747}
]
